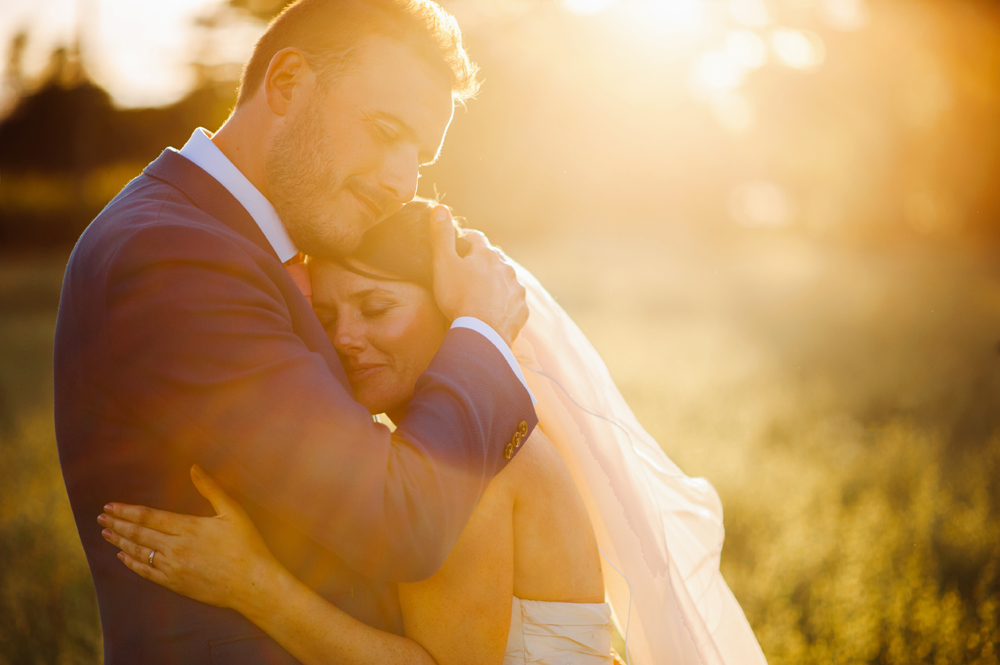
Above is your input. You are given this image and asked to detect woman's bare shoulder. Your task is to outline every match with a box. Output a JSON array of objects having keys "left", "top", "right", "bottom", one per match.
[{"left": 493, "top": 428, "right": 571, "bottom": 497}]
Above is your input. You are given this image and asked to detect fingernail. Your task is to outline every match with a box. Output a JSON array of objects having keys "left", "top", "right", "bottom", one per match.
[
  {"left": 432, "top": 207, "right": 448, "bottom": 222},
  {"left": 102, "top": 529, "right": 112, "bottom": 538},
  {"left": 97, "top": 514, "right": 107, "bottom": 525},
  {"left": 117, "top": 552, "right": 124, "bottom": 561},
  {"left": 104, "top": 504, "right": 113, "bottom": 512},
  {"left": 192, "top": 464, "right": 204, "bottom": 478}
]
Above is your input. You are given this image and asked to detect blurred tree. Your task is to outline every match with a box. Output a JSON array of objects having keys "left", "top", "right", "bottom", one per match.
[
  {"left": 0, "top": 35, "right": 237, "bottom": 246},
  {"left": 2, "top": 31, "right": 28, "bottom": 113}
]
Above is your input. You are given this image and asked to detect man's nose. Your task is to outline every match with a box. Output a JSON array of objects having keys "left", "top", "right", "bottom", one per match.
[{"left": 380, "top": 146, "right": 419, "bottom": 205}]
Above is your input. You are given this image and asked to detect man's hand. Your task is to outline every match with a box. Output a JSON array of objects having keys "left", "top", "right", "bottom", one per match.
[{"left": 430, "top": 205, "right": 528, "bottom": 345}]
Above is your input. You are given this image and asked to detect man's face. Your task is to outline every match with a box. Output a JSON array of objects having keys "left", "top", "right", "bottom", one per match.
[{"left": 265, "top": 36, "right": 455, "bottom": 260}]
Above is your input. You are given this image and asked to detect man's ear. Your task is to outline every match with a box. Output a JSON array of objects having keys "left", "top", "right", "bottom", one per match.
[{"left": 263, "top": 48, "right": 314, "bottom": 117}]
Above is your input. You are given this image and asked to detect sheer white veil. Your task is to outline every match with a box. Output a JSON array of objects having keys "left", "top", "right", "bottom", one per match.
[{"left": 510, "top": 262, "right": 768, "bottom": 665}]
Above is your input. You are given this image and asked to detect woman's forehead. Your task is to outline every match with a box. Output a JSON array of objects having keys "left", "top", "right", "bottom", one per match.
[{"left": 310, "top": 259, "right": 419, "bottom": 301}]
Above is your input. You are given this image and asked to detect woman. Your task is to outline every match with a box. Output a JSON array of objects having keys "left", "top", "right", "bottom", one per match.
[
  {"left": 100, "top": 200, "right": 769, "bottom": 665},
  {"left": 99, "top": 200, "right": 618, "bottom": 665}
]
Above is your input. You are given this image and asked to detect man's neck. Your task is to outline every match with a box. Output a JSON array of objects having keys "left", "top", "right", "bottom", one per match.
[{"left": 211, "top": 111, "right": 272, "bottom": 201}]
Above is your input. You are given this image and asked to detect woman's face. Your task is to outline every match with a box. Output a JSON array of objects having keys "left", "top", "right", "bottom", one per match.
[{"left": 309, "top": 260, "right": 449, "bottom": 420}]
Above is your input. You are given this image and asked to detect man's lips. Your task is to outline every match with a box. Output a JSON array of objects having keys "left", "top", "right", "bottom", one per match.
[{"left": 351, "top": 188, "right": 383, "bottom": 221}]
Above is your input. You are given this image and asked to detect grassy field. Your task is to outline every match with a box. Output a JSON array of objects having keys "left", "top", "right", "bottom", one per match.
[
  {"left": 2, "top": 232, "right": 999, "bottom": 664},
  {"left": 0, "top": 251, "right": 103, "bottom": 663}
]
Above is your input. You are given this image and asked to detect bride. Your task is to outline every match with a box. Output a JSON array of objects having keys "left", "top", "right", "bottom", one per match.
[{"left": 98, "top": 200, "right": 767, "bottom": 665}]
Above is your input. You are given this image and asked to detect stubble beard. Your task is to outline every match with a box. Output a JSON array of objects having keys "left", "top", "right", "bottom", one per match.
[{"left": 265, "top": 98, "right": 363, "bottom": 261}]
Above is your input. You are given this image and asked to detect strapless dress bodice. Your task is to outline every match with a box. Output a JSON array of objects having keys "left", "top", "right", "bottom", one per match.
[{"left": 503, "top": 596, "right": 615, "bottom": 664}]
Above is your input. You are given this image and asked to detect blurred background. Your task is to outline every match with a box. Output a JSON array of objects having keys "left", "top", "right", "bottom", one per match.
[{"left": 2, "top": 0, "right": 1000, "bottom": 662}]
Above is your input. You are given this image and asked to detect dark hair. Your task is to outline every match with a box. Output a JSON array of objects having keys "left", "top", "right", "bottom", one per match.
[
  {"left": 333, "top": 198, "right": 466, "bottom": 289},
  {"left": 236, "top": 0, "right": 479, "bottom": 108}
]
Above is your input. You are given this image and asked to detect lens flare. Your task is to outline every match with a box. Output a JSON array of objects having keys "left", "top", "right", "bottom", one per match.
[
  {"left": 729, "top": 0, "right": 770, "bottom": 28},
  {"left": 624, "top": 0, "right": 706, "bottom": 33},
  {"left": 711, "top": 92, "right": 756, "bottom": 132},
  {"left": 820, "top": 0, "right": 870, "bottom": 31},
  {"left": 726, "top": 29, "right": 768, "bottom": 69},
  {"left": 771, "top": 28, "right": 825, "bottom": 71},
  {"left": 730, "top": 180, "right": 793, "bottom": 227},
  {"left": 563, "top": 0, "right": 617, "bottom": 16},
  {"left": 692, "top": 51, "right": 747, "bottom": 92}
]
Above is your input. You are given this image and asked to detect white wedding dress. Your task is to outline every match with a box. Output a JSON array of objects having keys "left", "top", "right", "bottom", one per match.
[
  {"left": 508, "top": 262, "right": 768, "bottom": 665},
  {"left": 503, "top": 596, "right": 615, "bottom": 664}
]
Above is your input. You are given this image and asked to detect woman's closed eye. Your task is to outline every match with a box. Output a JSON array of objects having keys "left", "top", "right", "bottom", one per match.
[{"left": 361, "top": 299, "right": 397, "bottom": 319}]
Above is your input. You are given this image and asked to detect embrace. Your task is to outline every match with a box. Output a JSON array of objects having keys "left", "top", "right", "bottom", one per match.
[{"left": 54, "top": 1, "right": 767, "bottom": 663}]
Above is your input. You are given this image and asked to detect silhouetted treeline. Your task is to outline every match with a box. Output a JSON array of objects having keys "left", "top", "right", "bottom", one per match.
[
  {"left": 0, "top": 66, "right": 235, "bottom": 247},
  {"left": 3, "top": 0, "right": 1000, "bottom": 251},
  {"left": 0, "top": 81, "right": 232, "bottom": 175}
]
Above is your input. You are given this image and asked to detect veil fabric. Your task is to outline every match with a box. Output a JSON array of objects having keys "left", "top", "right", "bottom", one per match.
[{"left": 510, "top": 262, "right": 768, "bottom": 665}]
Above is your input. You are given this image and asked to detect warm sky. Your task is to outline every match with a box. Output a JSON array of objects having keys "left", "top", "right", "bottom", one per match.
[
  {"left": 0, "top": 0, "right": 867, "bottom": 111},
  {"left": 0, "top": 0, "right": 260, "bottom": 108}
]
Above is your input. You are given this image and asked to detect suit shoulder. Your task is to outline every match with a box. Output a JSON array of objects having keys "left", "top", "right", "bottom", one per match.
[{"left": 70, "top": 174, "right": 254, "bottom": 276}]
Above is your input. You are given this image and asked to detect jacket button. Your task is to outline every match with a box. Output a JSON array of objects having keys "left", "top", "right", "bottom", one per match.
[
  {"left": 519, "top": 420, "right": 528, "bottom": 436},
  {"left": 504, "top": 442, "right": 515, "bottom": 459},
  {"left": 512, "top": 431, "right": 522, "bottom": 448}
]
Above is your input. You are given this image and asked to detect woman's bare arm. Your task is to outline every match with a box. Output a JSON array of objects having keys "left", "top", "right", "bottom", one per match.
[
  {"left": 233, "top": 563, "right": 436, "bottom": 665},
  {"left": 398, "top": 449, "right": 517, "bottom": 665},
  {"left": 101, "top": 466, "right": 436, "bottom": 665}
]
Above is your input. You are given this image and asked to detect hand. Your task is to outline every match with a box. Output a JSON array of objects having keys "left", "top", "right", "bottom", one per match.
[
  {"left": 429, "top": 205, "right": 528, "bottom": 345},
  {"left": 98, "top": 465, "right": 281, "bottom": 614}
]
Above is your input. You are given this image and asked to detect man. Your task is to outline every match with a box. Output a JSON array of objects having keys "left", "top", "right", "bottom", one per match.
[{"left": 54, "top": 1, "right": 536, "bottom": 662}]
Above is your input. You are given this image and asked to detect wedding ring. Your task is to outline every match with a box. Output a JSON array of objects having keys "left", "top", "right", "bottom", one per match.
[{"left": 148, "top": 550, "right": 156, "bottom": 567}]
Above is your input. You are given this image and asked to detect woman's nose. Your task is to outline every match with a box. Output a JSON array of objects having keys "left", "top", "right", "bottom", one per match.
[{"left": 332, "top": 321, "right": 367, "bottom": 353}]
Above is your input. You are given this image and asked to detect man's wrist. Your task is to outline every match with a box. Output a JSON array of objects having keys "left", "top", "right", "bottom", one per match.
[{"left": 450, "top": 317, "right": 536, "bottom": 405}]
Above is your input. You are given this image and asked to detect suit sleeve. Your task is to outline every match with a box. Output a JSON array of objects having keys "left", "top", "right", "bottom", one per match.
[{"left": 103, "top": 223, "right": 537, "bottom": 581}]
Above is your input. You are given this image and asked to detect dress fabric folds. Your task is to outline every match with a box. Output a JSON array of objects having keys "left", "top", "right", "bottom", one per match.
[
  {"left": 511, "top": 263, "right": 768, "bottom": 665},
  {"left": 503, "top": 597, "right": 614, "bottom": 665}
]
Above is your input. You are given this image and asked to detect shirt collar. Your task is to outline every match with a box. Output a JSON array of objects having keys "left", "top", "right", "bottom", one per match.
[{"left": 178, "top": 127, "right": 299, "bottom": 263}]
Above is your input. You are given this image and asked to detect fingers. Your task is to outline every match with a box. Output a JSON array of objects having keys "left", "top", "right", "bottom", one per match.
[
  {"left": 102, "top": 502, "right": 186, "bottom": 535},
  {"left": 99, "top": 512, "right": 168, "bottom": 551},
  {"left": 461, "top": 229, "right": 488, "bottom": 249},
  {"left": 461, "top": 231, "right": 512, "bottom": 269},
  {"left": 510, "top": 288, "right": 530, "bottom": 342},
  {"left": 117, "top": 550, "right": 171, "bottom": 587},
  {"left": 190, "top": 465, "right": 243, "bottom": 518},
  {"left": 102, "top": 523, "right": 154, "bottom": 565},
  {"left": 429, "top": 205, "right": 458, "bottom": 263}
]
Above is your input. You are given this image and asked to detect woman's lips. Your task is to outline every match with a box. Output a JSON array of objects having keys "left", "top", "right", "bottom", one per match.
[{"left": 345, "top": 363, "right": 384, "bottom": 381}]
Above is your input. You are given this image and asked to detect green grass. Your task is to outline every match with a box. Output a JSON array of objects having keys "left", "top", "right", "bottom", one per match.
[
  {"left": 513, "top": 231, "right": 1000, "bottom": 664},
  {"left": 0, "top": 251, "right": 102, "bottom": 664},
  {"left": 2, "top": 233, "right": 999, "bottom": 663}
]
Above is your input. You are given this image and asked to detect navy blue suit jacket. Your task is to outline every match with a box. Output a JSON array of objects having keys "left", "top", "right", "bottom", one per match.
[{"left": 54, "top": 149, "right": 536, "bottom": 664}]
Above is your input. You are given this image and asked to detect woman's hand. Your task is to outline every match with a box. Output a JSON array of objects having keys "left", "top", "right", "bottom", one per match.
[{"left": 98, "top": 465, "right": 281, "bottom": 615}]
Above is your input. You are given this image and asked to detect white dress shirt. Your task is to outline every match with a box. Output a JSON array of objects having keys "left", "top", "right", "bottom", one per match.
[{"left": 177, "top": 128, "right": 534, "bottom": 402}]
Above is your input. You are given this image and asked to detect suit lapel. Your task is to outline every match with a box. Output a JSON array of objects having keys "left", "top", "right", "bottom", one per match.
[{"left": 142, "top": 148, "right": 351, "bottom": 390}]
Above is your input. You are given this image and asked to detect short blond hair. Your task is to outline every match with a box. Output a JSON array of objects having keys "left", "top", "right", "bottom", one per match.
[{"left": 236, "top": 0, "right": 480, "bottom": 107}]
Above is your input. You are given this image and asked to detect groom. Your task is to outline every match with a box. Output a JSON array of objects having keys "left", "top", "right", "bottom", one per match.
[{"left": 54, "top": 1, "right": 536, "bottom": 663}]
